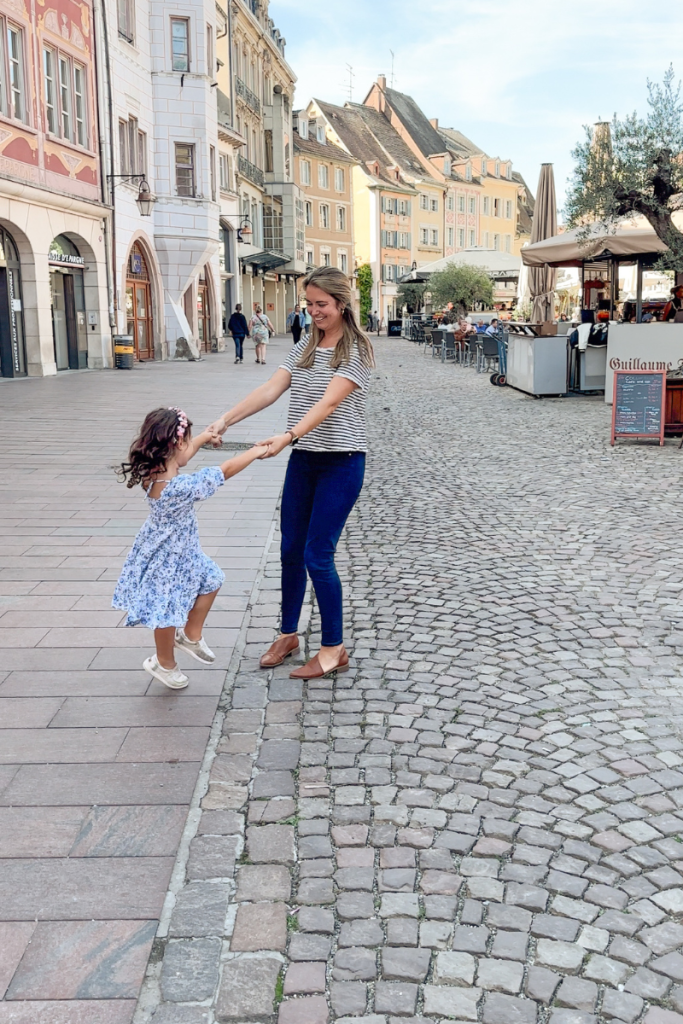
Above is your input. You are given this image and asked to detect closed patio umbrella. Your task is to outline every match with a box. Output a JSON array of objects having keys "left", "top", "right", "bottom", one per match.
[{"left": 529, "top": 164, "right": 557, "bottom": 322}]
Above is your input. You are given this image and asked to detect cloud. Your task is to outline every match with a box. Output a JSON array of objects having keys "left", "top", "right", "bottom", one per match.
[{"left": 271, "top": 0, "right": 683, "bottom": 202}]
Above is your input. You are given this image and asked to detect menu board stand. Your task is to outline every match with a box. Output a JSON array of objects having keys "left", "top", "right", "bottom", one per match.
[{"left": 611, "top": 370, "right": 666, "bottom": 446}]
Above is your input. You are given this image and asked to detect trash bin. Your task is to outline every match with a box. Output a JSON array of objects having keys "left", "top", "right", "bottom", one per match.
[
  {"left": 388, "top": 319, "right": 402, "bottom": 337},
  {"left": 114, "top": 335, "right": 134, "bottom": 370}
]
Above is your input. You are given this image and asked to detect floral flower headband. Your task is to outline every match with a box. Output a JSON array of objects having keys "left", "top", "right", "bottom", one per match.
[{"left": 169, "top": 407, "right": 188, "bottom": 440}]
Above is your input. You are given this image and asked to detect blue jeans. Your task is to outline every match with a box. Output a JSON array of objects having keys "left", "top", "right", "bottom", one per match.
[
  {"left": 232, "top": 335, "right": 245, "bottom": 360},
  {"left": 280, "top": 450, "right": 365, "bottom": 646}
]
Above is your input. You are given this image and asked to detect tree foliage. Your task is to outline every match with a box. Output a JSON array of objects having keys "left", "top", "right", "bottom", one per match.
[
  {"left": 566, "top": 66, "right": 683, "bottom": 269},
  {"left": 397, "top": 281, "right": 427, "bottom": 312},
  {"left": 428, "top": 264, "right": 493, "bottom": 313},
  {"left": 356, "top": 264, "right": 373, "bottom": 325}
]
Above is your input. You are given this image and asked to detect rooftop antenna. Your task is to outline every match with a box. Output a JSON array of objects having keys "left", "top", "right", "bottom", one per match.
[
  {"left": 389, "top": 50, "right": 395, "bottom": 88},
  {"left": 345, "top": 63, "right": 354, "bottom": 102}
]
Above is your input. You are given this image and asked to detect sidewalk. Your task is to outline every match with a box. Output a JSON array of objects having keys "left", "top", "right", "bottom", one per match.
[
  {"left": 141, "top": 338, "right": 683, "bottom": 1024},
  {"left": 0, "top": 340, "right": 292, "bottom": 1023}
]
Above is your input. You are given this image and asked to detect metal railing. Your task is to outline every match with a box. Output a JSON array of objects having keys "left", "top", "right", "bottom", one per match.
[
  {"left": 235, "top": 77, "right": 261, "bottom": 114},
  {"left": 237, "top": 155, "right": 264, "bottom": 188}
]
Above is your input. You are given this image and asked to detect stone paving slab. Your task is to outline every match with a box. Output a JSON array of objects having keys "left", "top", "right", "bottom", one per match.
[
  {"left": 0, "top": 344, "right": 291, "bottom": 1018},
  {"left": 136, "top": 341, "right": 683, "bottom": 1024}
]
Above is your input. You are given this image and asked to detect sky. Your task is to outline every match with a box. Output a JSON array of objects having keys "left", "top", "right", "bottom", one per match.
[{"left": 269, "top": 0, "right": 683, "bottom": 213}]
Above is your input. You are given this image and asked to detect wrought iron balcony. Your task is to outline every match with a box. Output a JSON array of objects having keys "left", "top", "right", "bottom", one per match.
[
  {"left": 238, "top": 155, "right": 264, "bottom": 188},
  {"left": 235, "top": 77, "right": 260, "bottom": 114}
]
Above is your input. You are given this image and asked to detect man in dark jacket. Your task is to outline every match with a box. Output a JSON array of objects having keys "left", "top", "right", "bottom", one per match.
[{"left": 227, "top": 304, "right": 249, "bottom": 363}]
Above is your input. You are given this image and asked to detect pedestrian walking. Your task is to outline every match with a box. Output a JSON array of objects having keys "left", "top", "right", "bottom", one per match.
[
  {"left": 209, "top": 266, "right": 375, "bottom": 680},
  {"left": 113, "top": 406, "right": 267, "bottom": 690},
  {"left": 249, "top": 304, "right": 274, "bottom": 365},
  {"left": 287, "top": 304, "right": 305, "bottom": 343},
  {"left": 227, "top": 303, "right": 249, "bottom": 364}
]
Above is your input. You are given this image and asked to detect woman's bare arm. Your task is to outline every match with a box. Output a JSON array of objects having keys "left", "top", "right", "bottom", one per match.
[{"left": 208, "top": 368, "right": 291, "bottom": 435}]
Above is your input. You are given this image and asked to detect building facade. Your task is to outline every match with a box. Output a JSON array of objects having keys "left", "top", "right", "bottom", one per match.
[
  {"left": 0, "top": 0, "right": 110, "bottom": 377},
  {"left": 293, "top": 111, "right": 356, "bottom": 286}
]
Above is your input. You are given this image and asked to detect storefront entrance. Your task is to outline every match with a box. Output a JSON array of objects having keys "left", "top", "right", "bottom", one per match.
[
  {"left": 197, "top": 269, "right": 212, "bottom": 353},
  {"left": 0, "top": 226, "right": 26, "bottom": 377},
  {"left": 50, "top": 235, "right": 87, "bottom": 371},
  {"left": 126, "top": 243, "right": 154, "bottom": 360}
]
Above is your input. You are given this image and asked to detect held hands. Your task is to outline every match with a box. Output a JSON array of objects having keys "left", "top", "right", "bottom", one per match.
[
  {"left": 254, "top": 433, "right": 292, "bottom": 459},
  {"left": 205, "top": 418, "right": 227, "bottom": 448}
]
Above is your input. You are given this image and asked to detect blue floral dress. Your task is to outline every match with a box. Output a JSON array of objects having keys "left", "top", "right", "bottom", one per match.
[{"left": 113, "top": 466, "right": 225, "bottom": 629}]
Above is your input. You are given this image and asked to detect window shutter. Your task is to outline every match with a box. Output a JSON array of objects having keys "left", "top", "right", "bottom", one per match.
[
  {"left": 406, "top": 200, "right": 411, "bottom": 216},
  {"left": 381, "top": 197, "right": 386, "bottom": 213}
]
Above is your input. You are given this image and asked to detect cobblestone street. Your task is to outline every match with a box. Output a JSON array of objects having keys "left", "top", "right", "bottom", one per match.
[
  {"left": 6, "top": 338, "right": 683, "bottom": 1024},
  {"left": 141, "top": 339, "right": 683, "bottom": 1024}
]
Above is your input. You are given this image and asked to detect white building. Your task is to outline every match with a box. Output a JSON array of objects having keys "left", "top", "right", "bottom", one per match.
[{"left": 99, "top": 0, "right": 223, "bottom": 359}]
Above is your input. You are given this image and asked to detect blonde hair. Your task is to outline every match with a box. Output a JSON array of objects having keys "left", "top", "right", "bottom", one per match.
[
  {"left": 254, "top": 304, "right": 262, "bottom": 314},
  {"left": 298, "top": 266, "right": 375, "bottom": 370}
]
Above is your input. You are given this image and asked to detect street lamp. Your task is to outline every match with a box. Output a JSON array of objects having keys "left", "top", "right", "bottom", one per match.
[{"left": 106, "top": 174, "right": 156, "bottom": 216}]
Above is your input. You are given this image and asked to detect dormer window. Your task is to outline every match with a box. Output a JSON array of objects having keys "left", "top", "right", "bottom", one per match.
[
  {"left": 481, "top": 157, "right": 486, "bottom": 175},
  {"left": 466, "top": 163, "right": 472, "bottom": 181},
  {"left": 506, "top": 163, "right": 512, "bottom": 179},
  {"left": 495, "top": 161, "right": 500, "bottom": 177},
  {"left": 298, "top": 116, "right": 308, "bottom": 139},
  {"left": 316, "top": 124, "right": 326, "bottom": 144}
]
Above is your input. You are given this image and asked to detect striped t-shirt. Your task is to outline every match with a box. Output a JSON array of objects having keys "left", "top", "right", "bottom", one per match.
[{"left": 279, "top": 339, "right": 371, "bottom": 452}]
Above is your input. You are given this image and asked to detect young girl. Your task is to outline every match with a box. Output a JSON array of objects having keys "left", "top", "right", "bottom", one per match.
[{"left": 113, "top": 406, "right": 267, "bottom": 690}]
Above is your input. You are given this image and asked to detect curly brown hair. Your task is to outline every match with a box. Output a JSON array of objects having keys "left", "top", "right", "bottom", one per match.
[{"left": 118, "top": 407, "right": 193, "bottom": 489}]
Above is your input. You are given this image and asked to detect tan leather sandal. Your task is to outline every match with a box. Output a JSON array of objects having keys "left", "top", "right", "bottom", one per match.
[
  {"left": 289, "top": 647, "right": 349, "bottom": 679},
  {"left": 259, "top": 634, "right": 300, "bottom": 668}
]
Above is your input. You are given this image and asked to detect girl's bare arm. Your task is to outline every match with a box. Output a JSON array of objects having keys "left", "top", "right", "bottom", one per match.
[{"left": 220, "top": 445, "right": 269, "bottom": 479}]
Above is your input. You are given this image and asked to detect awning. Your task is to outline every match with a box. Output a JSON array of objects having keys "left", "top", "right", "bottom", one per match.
[
  {"left": 397, "top": 269, "right": 431, "bottom": 284},
  {"left": 520, "top": 214, "right": 683, "bottom": 268},
  {"left": 241, "top": 250, "right": 291, "bottom": 271}
]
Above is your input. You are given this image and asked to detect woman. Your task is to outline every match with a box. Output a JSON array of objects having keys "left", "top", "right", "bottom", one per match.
[
  {"left": 209, "top": 267, "right": 374, "bottom": 679},
  {"left": 249, "top": 304, "right": 274, "bottom": 365}
]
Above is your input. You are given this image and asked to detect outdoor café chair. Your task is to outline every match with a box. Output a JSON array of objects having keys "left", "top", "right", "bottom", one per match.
[{"left": 477, "top": 336, "right": 499, "bottom": 373}]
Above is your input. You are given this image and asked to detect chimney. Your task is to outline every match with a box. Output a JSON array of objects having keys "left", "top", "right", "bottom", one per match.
[
  {"left": 430, "top": 117, "right": 438, "bottom": 129},
  {"left": 377, "top": 74, "right": 386, "bottom": 90}
]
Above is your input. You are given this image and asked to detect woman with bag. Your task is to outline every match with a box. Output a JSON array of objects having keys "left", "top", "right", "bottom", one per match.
[
  {"left": 209, "top": 266, "right": 374, "bottom": 679},
  {"left": 249, "top": 304, "right": 275, "bottom": 365}
]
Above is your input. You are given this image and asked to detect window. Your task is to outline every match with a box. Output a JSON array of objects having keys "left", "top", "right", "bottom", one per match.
[
  {"left": 447, "top": 195, "right": 453, "bottom": 211},
  {"left": 334, "top": 167, "right": 345, "bottom": 192},
  {"left": 495, "top": 161, "right": 500, "bottom": 177},
  {"left": 466, "top": 163, "right": 472, "bottom": 181},
  {"left": 316, "top": 124, "right": 326, "bottom": 144},
  {"left": 171, "top": 18, "right": 190, "bottom": 72},
  {"left": 469, "top": 197, "right": 476, "bottom": 215},
  {"left": 430, "top": 197, "right": 438, "bottom": 212},
  {"left": 175, "top": 143, "right": 195, "bottom": 196},
  {"left": 483, "top": 196, "right": 490, "bottom": 215},
  {"left": 494, "top": 198, "right": 501, "bottom": 218},
  {"left": 458, "top": 228, "right": 465, "bottom": 248},
  {"left": 264, "top": 129, "right": 273, "bottom": 172},
  {"left": 319, "top": 203, "right": 329, "bottom": 229},
  {"left": 43, "top": 49, "right": 56, "bottom": 133},
  {"left": 321, "top": 250, "right": 331, "bottom": 266},
  {"left": 419, "top": 228, "right": 428, "bottom": 245},
  {"left": 305, "top": 248, "right": 314, "bottom": 266},
  {"left": 73, "top": 65, "right": 86, "bottom": 146},
  {"left": 398, "top": 199, "right": 410, "bottom": 215},
  {"left": 430, "top": 229, "right": 438, "bottom": 246},
  {"left": 398, "top": 231, "right": 411, "bottom": 249},
  {"left": 505, "top": 199, "right": 513, "bottom": 219},
  {"left": 119, "top": 116, "right": 145, "bottom": 175},
  {"left": 304, "top": 201, "right": 312, "bottom": 226},
  {"left": 219, "top": 153, "right": 230, "bottom": 191},
  {"left": 419, "top": 194, "right": 428, "bottom": 210},
  {"left": 507, "top": 164, "right": 512, "bottom": 179},
  {"left": 210, "top": 145, "right": 216, "bottom": 201},
  {"left": 206, "top": 24, "right": 213, "bottom": 76},
  {"left": 458, "top": 195, "right": 465, "bottom": 213},
  {"left": 59, "top": 57, "right": 71, "bottom": 140},
  {"left": 298, "top": 116, "right": 308, "bottom": 139},
  {"left": 481, "top": 157, "right": 487, "bottom": 175},
  {"left": 469, "top": 229, "right": 476, "bottom": 246},
  {"left": 318, "top": 164, "right": 329, "bottom": 188},
  {"left": 382, "top": 264, "right": 396, "bottom": 282},
  {"left": 505, "top": 234, "right": 511, "bottom": 253},
  {"left": 493, "top": 233, "right": 500, "bottom": 250},
  {"left": 338, "top": 251, "right": 348, "bottom": 274},
  {"left": 336, "top": 206, "right": 345, "bottom": 231},
  {"left": 5, "top": 25, "right": 26, "bottom": 123},
  {"left": 117, "top": 0, "right": 134, "bottom": 42},
  {"left": 300, "top": 159, "right": 311, "bottom": 186},
  {"left": 447, "top": 227, "right": 453, "bottom": 247}
]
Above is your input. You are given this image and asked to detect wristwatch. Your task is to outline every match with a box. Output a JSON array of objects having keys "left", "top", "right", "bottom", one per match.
[{"left": 286, "top": 430, "right": 299, "bottom": 447}]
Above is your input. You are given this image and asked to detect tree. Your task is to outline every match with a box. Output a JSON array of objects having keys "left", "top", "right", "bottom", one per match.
[
  {"left": 428, "top": 264, "right": 493, "bottom": 313},
  {"left": 357, "top": 264, "right": 373, "bottom": 325},
  {"left": 397, "top": 281, "right": 427, "bottom": 313},
  {"left": 566, "top": 67, "right": 683, "bottom": 269}
]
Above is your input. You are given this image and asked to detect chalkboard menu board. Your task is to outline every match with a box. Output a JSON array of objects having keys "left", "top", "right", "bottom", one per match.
[{"left": 611, "top": 370, "right": 666, "bottom": 446}]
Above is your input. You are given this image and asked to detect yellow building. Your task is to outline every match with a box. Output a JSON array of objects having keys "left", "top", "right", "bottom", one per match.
[{"left": 293, "top": 112, "right": 357, "bottom": 289}]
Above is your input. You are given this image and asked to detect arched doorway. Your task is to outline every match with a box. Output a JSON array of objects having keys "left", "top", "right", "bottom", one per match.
[
  {"left": 197, "top": 267, "right": 213, "bottom": 353},
  {"left": 0, "top": 226, "right": 26, "bottom": 377},
  {"left": 126, "top": 243, "right": 154, "bottom": 360},
  {"left": 50, "top": 234, "right": 86, "bottom": 371}
]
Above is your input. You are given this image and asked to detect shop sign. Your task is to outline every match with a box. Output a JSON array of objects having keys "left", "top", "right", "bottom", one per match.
[
  {"left": 7, "top": 268, "right": 21, "bottom": 375},
  {"left": 49, "top": 250, "right": 85, "bottom": 267}
]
